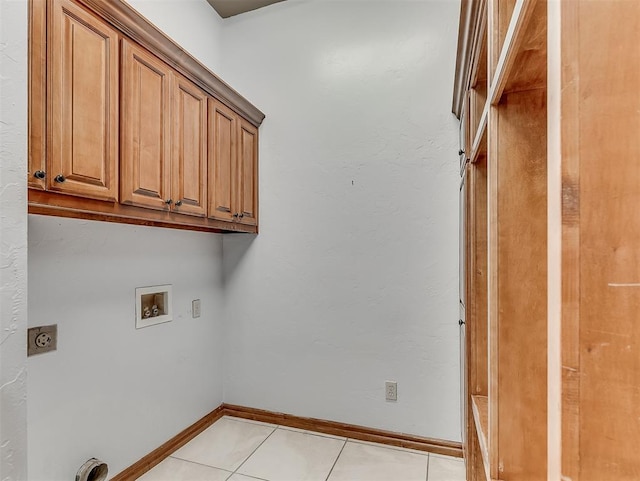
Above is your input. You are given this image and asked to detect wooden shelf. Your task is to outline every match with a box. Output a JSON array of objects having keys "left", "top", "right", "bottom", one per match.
[
  {"left": 471, "top": 395, "right": 490, "bottom": 481},
  {"left": 494, "top": 0, "right": 518, "bottom": 56},
  {"left": 456, "top": 1, "right": 549, "bottom": 480},
  {"left": 469, "top": 101, "right": 488, "bottom": 163},
  {"left": 468, "top": 1, "right": 487, "bottom": 151},
  {"left": 452, "top": 0, "right": 488, "bottom": 116},
  {"left": 454, "top": 0, "right": 640, "bottom": 479},
  {"left": 469, "top": 5, "right": 488, "bottom": 90},
  {"left": 490, "top": 0, "right": 546, "bottom": 104}
]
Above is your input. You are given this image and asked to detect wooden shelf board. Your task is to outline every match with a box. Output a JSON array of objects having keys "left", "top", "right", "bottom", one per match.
[
  {"left": 471, "top": 395, "right": 491, "bottom": 481},
  {"left": 470, "top": 100, "right": 488, "bottom": 163},
  {"left": 469, "top": 3, "right": 488, "bottom": 90},
  {"left": 452, "top": 0, "right": 488, "bottom": 117},
  {"left": 489, "top": 0, "right": 545, "bottom": 104}
]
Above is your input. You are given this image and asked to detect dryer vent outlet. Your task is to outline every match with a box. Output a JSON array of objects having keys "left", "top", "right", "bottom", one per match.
[{"left": 76, "top": 458, "right": 108, "bottom": 481}]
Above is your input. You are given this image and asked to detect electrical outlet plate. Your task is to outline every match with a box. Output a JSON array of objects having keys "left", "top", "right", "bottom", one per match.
[
  {"left": 28, "top": 324, "right": 58, "bottom": 356},
  {"left": 385, "top": 381, "right": 397, "bottom": 401},
  {"left": 192, "top": 299, "right": 201, "bottom": 318}
]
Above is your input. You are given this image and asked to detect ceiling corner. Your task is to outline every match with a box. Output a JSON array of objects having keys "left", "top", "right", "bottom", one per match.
[{"left": 206, "top": 0, "right": 286, "bottom": 19}]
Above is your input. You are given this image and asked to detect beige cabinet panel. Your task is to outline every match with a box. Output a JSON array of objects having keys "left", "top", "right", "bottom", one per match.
[
  {"left": 120, "top": 39, "right": 172, "bottom": 211},
  {"left": 49, "top": 0, "right": 119, "bottom": 201},
  {"left": 172, "top": 73, "right": 208, "bottom": 217},
  {"left": 208, "top": 99, "right": 237, "bottom": 222},
  {"left": 29, "top": 0, "right": 47, "bottom": 190},
  {"left": 208, "top": 99, "right": 258, "bottom": 226},
  {"left": 237, "top": 118, "right": 258, "bottom": 226}
]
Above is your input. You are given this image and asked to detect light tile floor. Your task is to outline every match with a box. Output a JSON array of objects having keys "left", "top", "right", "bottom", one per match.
[{"left": 138, "top": 416, "right": 466, "bottom": 481}]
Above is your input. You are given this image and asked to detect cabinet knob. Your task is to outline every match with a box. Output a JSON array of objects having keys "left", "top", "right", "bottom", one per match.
[
  {"left": 458, "top": 319, "right": 465, "bottom": 326},
  {"left": 34, "top": 170, "right": 46, "bottom": 180},
  {"left": 165, "top": 199, "right": 173, "bottom": 205},
  {"left": 239, "top": 213, "right": 244, "bottom": 218},
  {"left": 458, "top": 149, "right": 465, "bottom": 156},
  {"left": 233, "top": 213, "right": 239, "bottom": 218},
  {"left": 174, "top": 200, "right": 183, "bottom": 207},
  {"left": 54, "top": 174, "right": 66, "bottom": 183}
]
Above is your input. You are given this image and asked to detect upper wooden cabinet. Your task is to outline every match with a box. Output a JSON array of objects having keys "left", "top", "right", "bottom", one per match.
[
  {"left": 48, "top": 0, "right": 119, "bottom": 202},
  {"left": 172, "top": 73, "right": 208, "bottom": 217},
  {"left": 237, "top": 118, "right": 258, "bottom": 226},
  {"left": 120, "top": 39, "right": 172, "bottom": 211},
  {"left": 121, "top": 40, "right": 208, "bottom": 218},
  {"left": 208, "top": 100, "right": 258, "bottom": 227},
  {"left": 208, "top": 99, "right": 237, "bottom": 223},
  {"left": 28, "top": 0, "right": 264, "bottom": 233},
  {"left": 28, "top": 0, "right": 47, "bottom": 190}
]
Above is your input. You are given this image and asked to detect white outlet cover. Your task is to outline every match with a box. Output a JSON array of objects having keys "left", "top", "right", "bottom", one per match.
[
  {"left": 385, "top": 381, "right": 398, "bottom": 401},
  {"left": 135, "top": 285, "right": 173, "bottom": 329},
  {"left": 192, "top": 299, "right": 201, "bottom": 318}
]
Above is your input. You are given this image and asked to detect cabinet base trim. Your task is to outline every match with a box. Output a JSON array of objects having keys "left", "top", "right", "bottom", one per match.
[{"left": 29, "top": 190, "right": 258, "bottom": 234}]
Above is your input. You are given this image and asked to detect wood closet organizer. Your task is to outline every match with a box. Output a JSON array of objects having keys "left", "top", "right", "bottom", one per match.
[
  {"left": 454, "top": 0, "right": 640, "bottom": 480},
  {"left": 28, "top": 0, "right": 263, "bottom": 233}
]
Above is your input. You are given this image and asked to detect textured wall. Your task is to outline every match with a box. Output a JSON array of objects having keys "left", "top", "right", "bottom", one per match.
[
  {"left": 28, "top": 217, "right": 225, "bottom": 479},
  {"left": 220, "top": 0, "right": 462, "bottom": 441},
  {"left": 27, "top": 2, "right": 226, "bottom": 479},
  {"left": 19, "top": 2, "right": 463, "bottom": 479},
  {"left": 126, "top": 0, "right": 223, "bottom": 72},
  {"left": 0, "top": 0, "right": 28, "bottom": 479}
]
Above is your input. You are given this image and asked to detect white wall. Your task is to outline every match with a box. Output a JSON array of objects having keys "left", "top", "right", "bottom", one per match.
[
  {"left": 220, "top": 0, "right": 462, "bottom": 441},
  {"left": 126, "top": 0, "right": 224, "bottom": 72},
  {"left": 18, "top": 1, "right": 463, "bottom": 479},
  {"left": 27, "top": 2, "right": 227, "bottom": 479},
  {"left": 0, "top": 0, "right": 28, "bottom": 479},
  {"left": 28, "top": 217, "right": 225, "bottom": 480}
]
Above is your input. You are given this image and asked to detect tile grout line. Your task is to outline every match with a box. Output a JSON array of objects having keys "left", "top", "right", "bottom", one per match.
[
  {"left": 167, "top": 455, "right": 234, "bottom": 474},
  {"left": 226, "top": 472, "right": 269, "bottom": 481},
  {"left": 425, "top": 453, "right": 430, "bottom": 481},
  {"left": 228, "top": 417, "right": 443, "bottom": 458},
  {"left": 164, "top": 419, "right": 460, "bottom": 481},
  {"left": 231, "top": 426, "right": 279, "bottom": 476},
  {"left": 324, "top": 438, "right": 348, "bottom": 481},
  {"left": 228, "top": 417, "right": 449, "bottom": 459}
]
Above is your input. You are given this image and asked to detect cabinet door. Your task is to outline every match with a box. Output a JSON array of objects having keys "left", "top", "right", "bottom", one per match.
[
  {"left": 49, "top": 0, "right": 119, "bottom": 201},
  {"left": 120, "top": 40, "right": 172, "bottom": 210},
  {"left": 172, "top": 73, "right": 207, "bottom": 217},
  {"left": 28, "top": 0, "right": 47, "bottom": 190},
  {"left": 208, "top": 99, "right": 237, "bottom": 222},
  {"left": 237, "top": 118, "right": 258, "bottom": 226}
]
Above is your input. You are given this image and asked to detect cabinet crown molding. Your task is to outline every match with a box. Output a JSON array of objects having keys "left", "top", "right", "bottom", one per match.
[{"left": 79, "top": 0, "right": 265, "bottom": 127}]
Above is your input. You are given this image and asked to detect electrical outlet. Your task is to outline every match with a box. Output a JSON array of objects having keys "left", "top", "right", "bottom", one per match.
[
  {"left": 192, "top": 299, "right": 201, "bottom": 318},
  {"left": 385, "top": 381, "right": 397, "bottom": 401},
  {"left": 35, "top": 332, "right": 52, "bottom": 348},
  {"left": 28, "top": 324, "right": 57, "bottom": 356}
]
